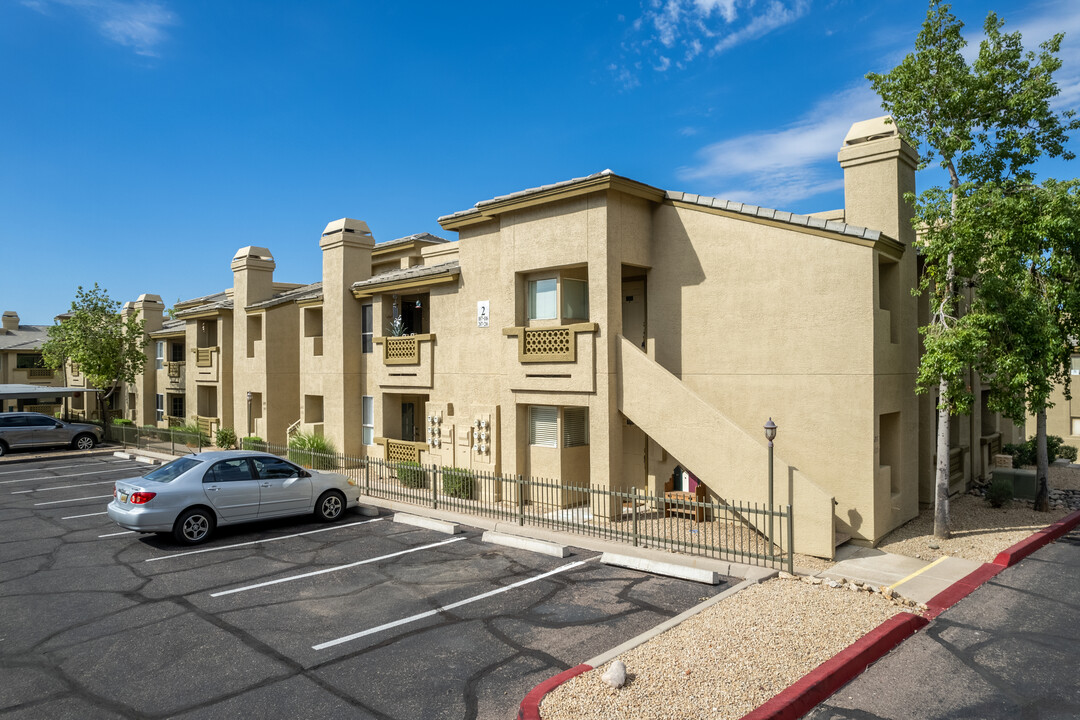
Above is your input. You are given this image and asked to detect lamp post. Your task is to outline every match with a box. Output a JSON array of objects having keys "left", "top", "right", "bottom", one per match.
[
  {"left": 246, "top": 391, "right": 253, "bottom": 437},
  {"left": 764, "top": 418, "right": 777, "bottom": 552}
]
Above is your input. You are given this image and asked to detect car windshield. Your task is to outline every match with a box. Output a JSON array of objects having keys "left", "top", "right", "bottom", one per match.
[{"left": 142, "top": 456, "right": 203, "bottom": 483}]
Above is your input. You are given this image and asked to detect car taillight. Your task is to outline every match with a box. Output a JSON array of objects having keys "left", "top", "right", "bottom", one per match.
[
  {"left": 129, "top": 492, "right": 157, "bottom": 504},
  {"left": 113, "top": 486, "right": 117, "bottom": 498}
]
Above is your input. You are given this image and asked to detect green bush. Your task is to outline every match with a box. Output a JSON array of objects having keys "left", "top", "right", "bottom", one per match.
[
  {"left": 441, "top": 466, "right": 475, "bottom": 499},
  {"left": 986, "top": 475, "right": 1013, "bottom": 508},
  {"left": 288, "top": 432, "right": 338, "bottom": 470},
  {"left": 1005, "top": 435, "right": 1078, "bottom": 468},
  {"left": 241, "top": 436, "right": 265, "bottom": 451},
  {"left": 398, "top": 461, "right": 426, "bottom": 488},
  {"left": 215, "top": 427, "right": 238, "bottom": 450},
  {"left": 112, "top": 418, "right": 134, "bottom": 426}
]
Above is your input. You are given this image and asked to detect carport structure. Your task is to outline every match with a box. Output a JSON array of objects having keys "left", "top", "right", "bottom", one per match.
[{"left": 0, "top": 383, "right": 99, "bottom": 416}]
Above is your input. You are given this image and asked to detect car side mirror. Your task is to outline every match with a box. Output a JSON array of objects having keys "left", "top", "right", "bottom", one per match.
[
  {"left": 299, "top": 469, "right": 311, "bottom": 478},
  {"left": 54, "top": 422, "right": 64, "bottom": 428}
]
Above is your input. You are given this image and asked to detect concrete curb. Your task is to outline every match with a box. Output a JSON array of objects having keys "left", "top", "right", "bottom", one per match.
[
  {"left": 0, "top": 447, "right": 119, "bottom": 465},
  {"left": 516, "top": 577, "right": 765, "bottom": 720},
  {"left": 923, "top": 563, "right": 1003, "bottom": 620},
  {"left": 992, "top": 507, "right": 1080, "bottom": 567},
  {"left": 517, "top": 664, "right": 592, "bottom": 720},
  {"left": 740, "top": 612, "right": 929, "bottom": 720}
]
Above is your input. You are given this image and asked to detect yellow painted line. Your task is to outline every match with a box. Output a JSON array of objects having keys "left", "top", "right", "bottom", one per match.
[{"left": 889, "top": 555, "right": 949, "bottom": 590}]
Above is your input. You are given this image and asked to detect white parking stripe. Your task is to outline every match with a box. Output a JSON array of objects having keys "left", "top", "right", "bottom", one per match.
[
  {"left": 33, "top": 495, "right": 113, "bottom": 506},
  {"left": 13, "top": 480, "right": 117, "bottom": 494},
  {"left": 0, "top": 467, "right": 140, "bottom": 485},
  {"left": 144, "top": 517, "right": 385, "bottom": 562},
  {"left": 0, "top": 461, "right": 133, "bottom": 476},
  {"left": 99, "top": 531, "right": 135, "bottom": 538},
  {"left": 313, "top": 558, "right": 594, "bottom": 650},
  {"left": 210, "top": 537, "right": 466, "bottom": 597},
  {"left": 61, "top": 511, "right": 109, "bottom": 519}
]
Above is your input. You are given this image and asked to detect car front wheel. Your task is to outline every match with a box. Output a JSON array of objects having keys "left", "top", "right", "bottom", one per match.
[
  {"left": 315, "top": 490, "right": 346, "bottom": 522},
  {"left": 73, "top": 433, "right": 97, "bottom": 451},
  {"left": 173, "top": 507, "right": 216, "bottom": 545},
  {"left": 0, "top": 441, "right": 7, "bottom": 457}
]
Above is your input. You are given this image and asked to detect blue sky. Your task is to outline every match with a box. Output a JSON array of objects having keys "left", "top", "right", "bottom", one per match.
[{"left": 3, "top": 0, "right": 1079, "bottom": 324}]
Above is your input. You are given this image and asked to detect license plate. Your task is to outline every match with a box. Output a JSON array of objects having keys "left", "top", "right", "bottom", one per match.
[{"left": 120, "top": 493, "right": 128, "bottom": 503}]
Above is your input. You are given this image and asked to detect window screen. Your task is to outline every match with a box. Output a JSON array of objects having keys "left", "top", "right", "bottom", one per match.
[
  {"left": 563, "top": 407, "right": 589, "bottom": 447},
  {"left": 528, "top": 279, "right": 557, "bottom": 320},
  {"left": 529, "top": 406, "right": 558, "bottom": 447},
  {"left": 562, "top": 279, "right": 589, "bottom": 320}
]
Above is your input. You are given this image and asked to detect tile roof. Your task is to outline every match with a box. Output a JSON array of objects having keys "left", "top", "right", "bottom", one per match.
[
  {"left": 0, "top": 324, "right": 50, "bottom": 351},
  {"left": 351, "top": 260, "right": 461, "bottom": 291},
  {"left": 439, "top": 169, "right": 891, "bottom": 244},
  {"left": 247, "top": 282, "right": 324, "bottom": 310},
  {"left": 149, "top": 318, "right": 186, "bottom": 337},
  {"left": 175, "top": 294, "right": 233, "bottom": 318},
  {"left": 375, "top": 232, "right": 450, "bottom": 250}
]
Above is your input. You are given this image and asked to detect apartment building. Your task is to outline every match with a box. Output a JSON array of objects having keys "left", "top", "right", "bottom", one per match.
[{"left": 113, "top": 116, "right": 1027, "bottom": 558}]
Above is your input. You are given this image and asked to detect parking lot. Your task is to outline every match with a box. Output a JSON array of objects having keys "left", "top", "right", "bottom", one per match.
[{"left": 1, "top": 453, "right": 732, "bottom": 719}]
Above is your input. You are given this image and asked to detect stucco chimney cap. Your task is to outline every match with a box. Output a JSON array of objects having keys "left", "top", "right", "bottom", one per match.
[
  {"left": 232, "top": 246, "right": 274, "bottom": 262},
  {"left": 322, "top": 218, "right": 372, "bottom": 237},
  {"left": 135, "top": 293, "right": 164, "bottom": 304},
  {"left": 844, "top": 116, "right": 899, "bottom": 146}
]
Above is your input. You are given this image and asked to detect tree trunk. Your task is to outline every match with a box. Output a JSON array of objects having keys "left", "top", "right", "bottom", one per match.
[
  {"left": 934, "top": 379, "right": 952, "bottom": 539},
  {"left": 1034, "top": 410, "right": 1050, "bottom": 512}
]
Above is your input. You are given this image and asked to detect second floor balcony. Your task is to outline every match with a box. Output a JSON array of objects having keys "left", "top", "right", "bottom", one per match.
[
  {"left": 193, "top": 346, "right": 219, "bottom": 383},
  {"left": 502, "top": 322, "right": 598, "bottom": 392},
  {"left": 372, "top": 334, "right": 435, "bottom": 389}
]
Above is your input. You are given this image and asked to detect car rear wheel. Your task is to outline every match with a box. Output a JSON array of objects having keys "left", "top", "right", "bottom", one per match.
[
  {"left": 173, "top": 507, "right": 215, "bottom": 545},
  {"left": 315, "top": 490, "right": 345, "bottom": 522},
  {"left": 72, "top": 433, "right": 97, "bottom": 451},
  {"left": 0, "top": 441, "right": 7, "bottom": 457}
]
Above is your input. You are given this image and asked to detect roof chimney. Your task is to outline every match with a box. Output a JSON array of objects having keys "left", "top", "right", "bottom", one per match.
[{"left": 2, "top": 311, "right": 18, "bottom": 333}]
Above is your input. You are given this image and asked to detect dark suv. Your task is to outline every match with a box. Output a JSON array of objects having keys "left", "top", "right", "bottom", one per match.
[{"left": 0, "top": 412, "right": 104, "bottom": 457}]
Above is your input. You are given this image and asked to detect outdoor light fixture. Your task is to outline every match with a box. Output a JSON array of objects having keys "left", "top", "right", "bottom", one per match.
[
  {"left": 764, "top": 417, "right": 777, "bottom": 551},
  {"left": 764, "top": 418, "right": 777, "bottom": 443}
]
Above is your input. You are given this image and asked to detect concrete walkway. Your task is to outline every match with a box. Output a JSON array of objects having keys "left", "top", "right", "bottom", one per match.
[{"left": 817, "top": 544, "right": 983, "bottom": 604}]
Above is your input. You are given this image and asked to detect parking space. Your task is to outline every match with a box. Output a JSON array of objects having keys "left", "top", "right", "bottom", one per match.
[{"left": 1, "top": 455, "right": 733, "bottom": 719}]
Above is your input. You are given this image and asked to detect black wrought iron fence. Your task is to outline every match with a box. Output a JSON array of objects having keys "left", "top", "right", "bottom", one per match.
[{"left": 115, "top": 428, "right": 793, "bottom": 572}]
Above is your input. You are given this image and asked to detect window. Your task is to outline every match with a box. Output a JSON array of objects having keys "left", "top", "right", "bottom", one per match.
[
  {"left": 362, "top": 304, "right": 373, "bottom": 353},
  {"left": 563, "top": 407, "right": 589, "bottom": 447},
  {"left": 1073, "top": 417, "right": 1080, "bottom": 436},
  {"left": 251, "top": 456, "right": 300, "bottom": 479},
  {"left": 155, "top": 341, "right": 165, "bottom": 370},
  {"left": 362, "top": 395, "right": 374, "bottom": 445},
  {"left": 170, "top": 395, "right": 185, "bottom": 418},
  {"left": 1072, "top": 355, "right": 1080, "bottom": 375},
  {"left": 529, "top": 405, "right": 558, "bottom": 447},
  {"left": 155, "top": 394, "right": 164, "bottom": 422},
  {"left": 206, "top": 459, "right": 254, "bottom": 483},
  {"left": 528, "top": 279, "right": 557, "bottom": 320},
  {"left": 170, "top": 341, "right": 185, "bottom": 362},
  {"left": 16, "top": 354, "right": 43, "bottom": 369},
  {"left": 562, "top": 279, "right": 589, "bottom": 320}
]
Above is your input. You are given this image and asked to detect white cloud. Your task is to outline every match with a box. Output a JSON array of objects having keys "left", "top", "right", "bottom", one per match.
[
  {"left": 22, "top": 0, "right": 177, "bottom": 56},
  {"left": 676, "top": 84, "right": 884, "bottom": 207},
  {"left": 612, "top": 0, "right": 810, "bottom": 87}
]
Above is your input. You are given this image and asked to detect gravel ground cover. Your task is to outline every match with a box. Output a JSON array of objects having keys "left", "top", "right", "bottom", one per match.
[
  {"left": 541, "top": 578, "right": 905, "bottom": 720},
  {"left": 540, "top": 478, "right": 1073, "bottom": 720}
]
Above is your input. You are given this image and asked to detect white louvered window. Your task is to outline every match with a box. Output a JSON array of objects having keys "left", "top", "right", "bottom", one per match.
[
  {"left": 529, "top": 406, "right": 558, "bottom": 447},
  {"left": 362, "top": 395, "right": 374, "bottom": 445},
  {"left": 563, "top": 407, "right": 588, "bottom": 447}
]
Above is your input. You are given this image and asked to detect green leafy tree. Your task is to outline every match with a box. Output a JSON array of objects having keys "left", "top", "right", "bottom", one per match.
[
  {"left": 868, "top": 1, "right": 1078, "bottom": 536},
  {"left": 41, "top": 284, "right": 148, "bottom": 416}
]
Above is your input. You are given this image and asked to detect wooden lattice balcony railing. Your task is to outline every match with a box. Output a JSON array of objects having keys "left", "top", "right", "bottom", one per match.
[
  {"left": 375, "top": 437, "right": 426, "bottom": 464},
  {"left": 502, "top": 322, "right": 598, "bottom": 363},
  {"left": 26, "top": 367, "right": 55, "bottom": 379},
  {"left": 166, "top": 361, "right": 185, "bottom": 378}
]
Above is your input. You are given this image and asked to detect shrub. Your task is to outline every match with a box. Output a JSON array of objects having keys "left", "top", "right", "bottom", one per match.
[
  {"left": 215, "top": 426, "right": 238, "bottom": 450},
  {"left": 288, "top": 432, "right": 338, "bottom": 470},
  {"left": 986, "top": 475, "right": 1013, "bottom": 508},
  {"left": 1005, "top": 435, "right": 1077, "bottom": 468},
  {"left": 169, "top": 422, "right": 209, "bottom": 446},
  {"left": 112, "top": 418, "right": 134, "bottom": 426},
  {"left": 441, "top": 466, "right": 475, "bottom": 499},
  {"left": 241, "top": 436, "right": 265, "bottom": 451},
  {"left": 398, "top": 461, "right": 426, "bottom": 488}
]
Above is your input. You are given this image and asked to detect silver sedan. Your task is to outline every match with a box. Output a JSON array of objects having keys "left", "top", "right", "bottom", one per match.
[{"left": 107, "top": 450, "right": 359, "bottom": 545}]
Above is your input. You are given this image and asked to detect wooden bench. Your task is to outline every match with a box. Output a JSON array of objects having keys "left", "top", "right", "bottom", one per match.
[{"left": 662, "top": 479, "right": 706, "bottom": 522}]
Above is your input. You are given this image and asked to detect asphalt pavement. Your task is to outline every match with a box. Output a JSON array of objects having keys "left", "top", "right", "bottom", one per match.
[{"left": 807, "top": 528, "right": 1080, "bottom": 720}]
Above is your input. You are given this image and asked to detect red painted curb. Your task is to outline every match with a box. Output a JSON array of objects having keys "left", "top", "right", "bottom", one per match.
[
  {"left": 517, "top": 663, "right": 592, "bottom": 720},
  {"left": 993, "top": 508, "right": 1080, "bottom": 567},
  {"left": 923, "top": 563, "right": 1003, "bottom": 619},
  {"left": 739, "top": 612, "right": 928, "bottom": 720}
]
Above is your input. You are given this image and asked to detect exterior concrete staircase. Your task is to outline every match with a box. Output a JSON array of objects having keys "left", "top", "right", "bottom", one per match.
[{"left": 615, "top": 334, "right": 836, "bottom": 559}]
